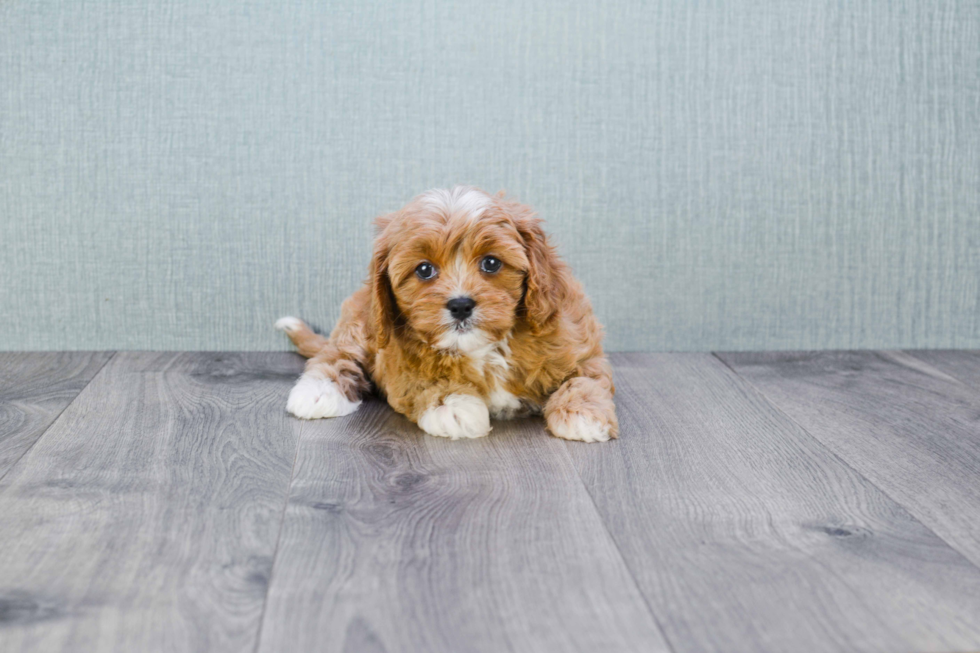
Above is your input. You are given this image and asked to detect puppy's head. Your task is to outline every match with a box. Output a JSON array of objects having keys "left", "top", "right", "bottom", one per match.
[{"left": 370, "top": 186, "right": 566, "bottom": 353}]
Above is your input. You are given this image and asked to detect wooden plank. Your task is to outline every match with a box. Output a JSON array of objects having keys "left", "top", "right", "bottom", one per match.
[
  {"left": 905, "top": 349, "right": 980, "bottom": 387},
  {"left": 0, "top": 352, "right": 304, "bottom": 653},
  {"left": 256, "top": 399, "right": 670, "bottom": 653},
  {"left": 0, "top": 352, "right": 113, "bottom": 479},
  {"left": 719, "top": 350, "right": 980, "bottom": 572},
  {"left": 568, "top": 353, "right": 980, "bottom": 653}
]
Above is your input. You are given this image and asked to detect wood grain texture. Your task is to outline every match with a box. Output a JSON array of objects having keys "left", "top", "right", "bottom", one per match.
[
  {"left": 6, "top": 351, "right": 980, "bottom": 653},
  {"left": 0, "top": 352, "right": 113, "bottom": 479},
  {"left": 567, "top": 352, "right": 980, "bottom": 653},
  {"left": 0, "top": 352, "right": 305, "bottom": 653},
  {"left": 719, "top": 350, "right": 980, "bottom": 571},
  {"left": 256, "top": 399, "right": 670, "bottom": 653},
  {"left": 905, "top": 349, "right": 980, "bottom": 387}
]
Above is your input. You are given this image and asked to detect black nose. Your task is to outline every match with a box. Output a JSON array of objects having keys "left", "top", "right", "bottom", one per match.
[{"left": 446, "top": 297, "right": 476, "bottom": 320}]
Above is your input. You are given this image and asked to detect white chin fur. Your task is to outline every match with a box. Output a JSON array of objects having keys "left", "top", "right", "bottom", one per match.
[
  {"left": 549, "top": 413, "right": 612, "bottom": 443},
  {"left": 275, "top": 316, "right": 302, "bottom": 332},
  {"left": 418, "top": 394, "right": 491, "bottom": 440},
  {"left": 286, "top": 374, "right": 361, "bottom": 419},
  {"left": 435, "top": 327, "right": 493, "bottom": 356}
]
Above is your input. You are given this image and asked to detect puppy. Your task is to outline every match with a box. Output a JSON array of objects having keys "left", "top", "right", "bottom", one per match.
[{"left": 275, "top": 186, "right": 617, "bottom": 443}]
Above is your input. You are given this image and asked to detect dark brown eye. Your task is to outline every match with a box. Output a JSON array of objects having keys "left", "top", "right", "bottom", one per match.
[
  {"left": 415, "top": 262, "right": 437, "bottom": 280},
  {"left": 480, "top": 256, "right": 502, "bottom": 274}
]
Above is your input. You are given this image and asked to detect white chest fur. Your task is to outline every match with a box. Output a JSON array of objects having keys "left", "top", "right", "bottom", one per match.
[
  {"left": 487, "top": 387, "right": 524, "bottom": 419},
  {"left": 471, "top": 337, "right": 533, "bottom": 420}
]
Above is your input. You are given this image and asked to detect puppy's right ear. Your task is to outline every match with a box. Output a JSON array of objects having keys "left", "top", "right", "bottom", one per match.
[
  {"left": 371, "top": 214, "right": 398, "bottom": 349},
  {"left": 500, "top": 199, "right": 569, "bottom": 334}
]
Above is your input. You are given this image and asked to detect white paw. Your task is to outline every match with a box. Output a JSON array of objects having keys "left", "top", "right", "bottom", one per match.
[
  {"left": 286, "top": 374, "right": 361, "bottom": 419},
  {"left": 418, "top": 394, "right": 491, "bottom": 440},
  {"left": 275, "top": 316, "right": 303, "bottom": 332},
  {"left": 548, "top": 413, "right": 612, "bottom": 443}
]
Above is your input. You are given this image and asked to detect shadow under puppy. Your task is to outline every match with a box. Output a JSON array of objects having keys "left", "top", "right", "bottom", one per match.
[{"left": 276, "top": 186, "right": 617, "bottom": 443}]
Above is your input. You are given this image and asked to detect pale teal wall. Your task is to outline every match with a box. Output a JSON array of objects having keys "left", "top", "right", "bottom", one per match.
[{"left": 1, "top": 1, "right": 978, "bottom": 351}]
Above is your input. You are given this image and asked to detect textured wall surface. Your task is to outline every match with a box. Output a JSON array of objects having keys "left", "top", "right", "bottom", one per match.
[{"left": 2, "top": 1, "right": 978, "bottom": 352}]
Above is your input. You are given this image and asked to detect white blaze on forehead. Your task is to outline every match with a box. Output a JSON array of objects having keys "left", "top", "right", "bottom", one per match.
[
  {"left": 419, "top": 186, "right": 491, "bottom": 220},
  {"left": 445, "top": 253, "right": 471, "bottom": 296}
]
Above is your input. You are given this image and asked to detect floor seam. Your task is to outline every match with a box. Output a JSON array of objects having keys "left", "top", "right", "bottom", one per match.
[
  {"left": 0, "top": 350, "right": 118, "bottom": 489},
  {"left": 251, "top": 418, "right": 304, "bottom": 653},
  {"left": 561, "top": 440, "right": 680, "bottom": 653},
  {"left": 899, "top": 349, "right": 978, "bottom": 390},
  {"left": 711, "top": 350, "right": 980, "bottom": 576}
]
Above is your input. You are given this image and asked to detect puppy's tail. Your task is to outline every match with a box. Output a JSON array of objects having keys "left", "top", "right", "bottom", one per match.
[{"left": 275, "top": 316, "right": 329, "bottom": 358}]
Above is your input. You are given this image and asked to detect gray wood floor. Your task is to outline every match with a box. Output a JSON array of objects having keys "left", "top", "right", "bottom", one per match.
[{"left": 1, "top": 351, "right": 979, "bottom": 653}]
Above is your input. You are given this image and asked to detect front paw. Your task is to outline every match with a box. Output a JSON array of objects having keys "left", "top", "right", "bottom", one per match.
[
  {"left": 286, "top": 374, "right": 361, "bottom": 419},
  {"left": 545, "top": 377, "right": 618, "bottom": 443},
  {"left": 418, "top": 394, "right": 491, "bottom": 440},
  {"left": 547, "top": 410, "right": 614, "bottom": 443}
]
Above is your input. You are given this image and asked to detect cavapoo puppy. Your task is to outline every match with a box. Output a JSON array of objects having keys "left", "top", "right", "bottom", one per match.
[{"left": 275, "top": 186, "right": 617, "bottom": 443}]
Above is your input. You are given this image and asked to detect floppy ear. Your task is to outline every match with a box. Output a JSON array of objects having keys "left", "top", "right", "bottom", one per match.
[
  {"left": 501, "top": 199, "right": 568, "bottom": 333},
  {"left": 370, "top": 216, "right": 398, "bottom": 349}
]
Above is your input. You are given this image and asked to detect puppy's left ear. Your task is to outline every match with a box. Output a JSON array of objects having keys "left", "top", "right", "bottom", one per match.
[
  {"left": 496, "top": 197, "right": 570, "bottom": 333},
  {"left": 370, "top": 214, "right": 399, "bottom": 349}
]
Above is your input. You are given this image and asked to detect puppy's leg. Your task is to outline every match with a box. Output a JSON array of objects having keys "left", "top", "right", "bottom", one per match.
[
  {"left": 388, "top": 384, "right": 491, "bottom": 440},
  {"left": 285, "top": 349, "right": 368, "bottom": 419},
  {"left": 417, "top": 393, "right": 491, "bottom": 440},
  {"left": 544, "top": 356, "right": 619, "bottom": 443},
  {"left": 276, "top": 309, "right": 371, "bottom": 420}
]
